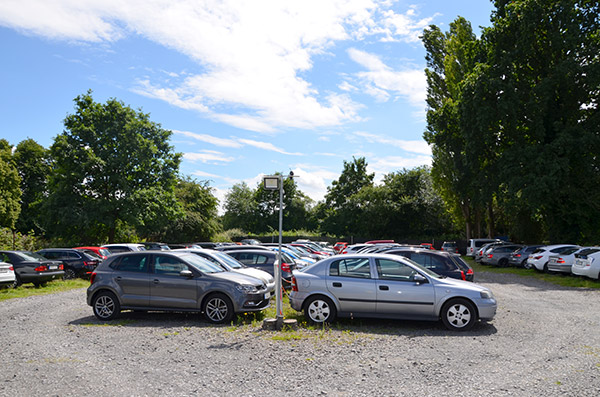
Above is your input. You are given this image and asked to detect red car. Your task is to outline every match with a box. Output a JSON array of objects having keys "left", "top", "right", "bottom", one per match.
[
  {"left": 420, "top": 243, "right": 435, "bottom": 250},
  {"left": 333, "top": 242, "right": 347, "bottom": 254},
  {"left": 74, "top": 246, "right": 112, "bottom": 260}
]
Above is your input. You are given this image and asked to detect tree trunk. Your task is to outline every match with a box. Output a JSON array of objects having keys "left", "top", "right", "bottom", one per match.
[{"left": 487, "top": 201, "right": 496, "bottom": 238}]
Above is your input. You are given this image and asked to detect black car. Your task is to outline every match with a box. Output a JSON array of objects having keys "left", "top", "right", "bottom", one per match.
[
  {"left": 222, "top": 249, "right": 296, "bottom": 286},
  {"left": 380, "top": 248, "right": 474, "bottom": 281},
  {"left": 36, "top": 248, "right": 101, "bottom": 279},
  {"left": 0, "top": 250, "right": 64, "bottom": 287}
]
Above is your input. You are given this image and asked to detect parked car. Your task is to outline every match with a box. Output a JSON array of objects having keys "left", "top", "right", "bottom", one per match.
[
  {"left": 74, "top": 246, "right": 112, "bottom": 260},
  {"left": 547, "top": 247, "right": 588, "bottom": 274},
  {"left": 333, "top": 242, "right": 348, "bottom": 254},
  {"left": 572, "top": 248, "right": 600, "bottom": 280},
  {"left": 0, "top": 251, "right": 64, "bottom": 287},
  {"left": 508, "top": 245, "right": 544, "bottom": 267},
  {"left": 340, "top": 244, "right": 371, "bottom": 255},
  {"left": 289, "top": 254, "right": 497, "bottom": 330},
  {"left": 215, "top": 245, "right": 270, "bottom": 252},
  {"left": 381, "top": 248, "right": 474, "bottom": 281},
  {"left": 0, "top": 261, "right": 15, "bottom": 288},
  {"left": 291, "top": 242, "right": 333, "bottom": 257},
  {"left": 441, "top": 241, "right": 459, "bottom": 254},
  {"left": 420, "top": 243, "right": 435, "bottom": 250},
  {"left": 475, "top": 241, "right": 512, "bottom": 263},
  {"left": 142, "top": 242, "right": 171, "bottom": 251},
  {"left": 87, "top": 251, "right": 271, "bottom": 323},
  {"left": 467, "top": 238, "right": 500, "bottom": 257},
  {"left": 36, "top": 248, "right": 101, "bottom": 279},
  {"left": 240, "top": 239, "right": 262, "bottom": 245},
  {"left": 481, "top": 245, "right": 524, "bottom": 267},
  {"left": 102, "top": 243, "right": 146, "bottom": 253},
  {"left": 223, "top": 249, "right": 296, "bottom": 286},
  {"left": 526, "top": 245, "right": 580, "bottom": 272},
  {"left": 177, "top": 249, "right": 275, "bottom": 295}
]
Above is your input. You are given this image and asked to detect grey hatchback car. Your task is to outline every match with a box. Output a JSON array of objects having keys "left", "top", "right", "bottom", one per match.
[
  {"left": 87, "top": 251, "right": 271, "bottom": 323},
  {"left": 290, "top": 254, "right": 497, "bottom": 331}
]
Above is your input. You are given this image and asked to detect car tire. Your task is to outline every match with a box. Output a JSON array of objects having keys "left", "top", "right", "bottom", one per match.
[
  {"left": 521, "top": 259, "right": 528, "bottom": 268},
  {"left": 304, "top": 295, "right": 337, "bottom": 324},
  {"left": 63, "top": 268, "right": 76, "bottom": 280},
  {"left": 542, "top": 262, "right": 549, "bottom": 273},
  {"left": 203, "top": 293, "right": 234, "bottom": 324},
  {"left": 33, "top": 282, "right": 47, "bottom": 288},
  {"left": 92, "top": 291, "right": 121, "bottom": 321},
  {"left": 498, "top": 258, "right": 508, "bottom": 267},
  {"left": 441, "top": 298, "right": 477, "bottom": 331},
  {"left": 11, "top": 274, "right": 22, "bottom": 288}
]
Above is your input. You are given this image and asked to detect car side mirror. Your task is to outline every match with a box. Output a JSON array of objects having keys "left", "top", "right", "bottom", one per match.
[
  {"left": 413, "top": 274, "right": 427, "bottom": 284},
  {"left": 180, "top": 270, "right": 194, "bottom": 278}
]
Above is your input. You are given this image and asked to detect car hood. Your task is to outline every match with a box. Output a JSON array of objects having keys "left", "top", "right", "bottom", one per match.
[
  {"left": 209, "top": 271, "right": 266, "bottom": 287},
  {"left": 432, "top": 276, "right": 489, "bottom": 293},
  {"left": 233, "top": 268, "right": 274, "bottom": 284}
]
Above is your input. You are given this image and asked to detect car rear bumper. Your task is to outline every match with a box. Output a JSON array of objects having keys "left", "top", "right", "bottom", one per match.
[
  {"left": 21, "top": 271, "right": 65, "bottom": 283},
  {"left": 547, "top": 264, "right": 571, "bottom": 273}
]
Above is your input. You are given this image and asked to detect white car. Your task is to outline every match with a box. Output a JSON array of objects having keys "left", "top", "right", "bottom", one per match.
[
  {"left": 547, "top": 247, "right": 591, "bottom": 274},
  {"left": 572, "top": 248, "right": 600, "bottom": 280},
  {"left": 526, "top": 244, "right": 580, "bottom": 272},
  {"left": 0, "top": 261, "right": 16, "bottom": 288}
]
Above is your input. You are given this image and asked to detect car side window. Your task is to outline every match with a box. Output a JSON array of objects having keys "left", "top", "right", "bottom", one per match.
[
  {"left": 329, "top": 258, "right": 371, "bottom": 279},
  {"left": 410, "top": 253, "right": 450, "bottom": 271},
  {"left": 68, "top": 251, "right": 81, "bottom": 259},
  {"left": 153, "top": 255, "right": 188, "bottom": 276},
  {"left": 376, "top": 259, "right": 417, "bottom": 281},
  {"left": 0, "top": 253, "right": 10, "bottom": 263},
  {"left": 112, "top": 255, "right": 148, "bottom": 273},
  {"left": 41, "top": 251, "right": 58, "bottom": 259}
]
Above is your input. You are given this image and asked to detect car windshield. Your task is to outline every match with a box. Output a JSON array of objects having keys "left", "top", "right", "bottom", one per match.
[
  {"left": 214, "top": 252, "right": 245, "bottom": 269},
  {"left": 181, "top": 254, "right": 225, "bottom": 273},
  {"left": 17, "top": 251, "right": 46, "bottom": 261}
]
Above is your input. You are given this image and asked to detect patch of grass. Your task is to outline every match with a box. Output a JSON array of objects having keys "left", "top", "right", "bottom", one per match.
[
  {"left": 0, "top": 278, "right": 89, "bottom": 301},
  {"left": 80, "top": 319, "right": 138, "bottom": 327},
  {"left": 465, "top": 257, "right": 600, "bottom": 289}
]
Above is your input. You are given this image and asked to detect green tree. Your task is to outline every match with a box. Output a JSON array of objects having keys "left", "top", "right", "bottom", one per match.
[
  {"left": 0, "top": 139, "right": 21, "bottom": 229},
  {"left": 44, "top": 91, "right": 182, "bottom": 244},
  {"left": 162, "top": 176, "right": 220, "bottom": 242},
  {"left": 484, "top": 0, "right": 600, "bottom": 242},
  {"left": 321, "top": 157, "right": 374, "bottom": 236},
  {"left": 222, "top": 182, "right": 256, "bottom": 232},
  {"left": 13, "top": 139, "right": 50, "bottom": 234}
]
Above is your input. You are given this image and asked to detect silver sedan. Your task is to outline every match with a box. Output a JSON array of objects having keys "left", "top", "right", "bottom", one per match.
[{"left": 290, "top": 254, "right": 497, "bottom": 331}]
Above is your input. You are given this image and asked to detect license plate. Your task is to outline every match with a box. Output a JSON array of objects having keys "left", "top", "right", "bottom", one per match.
[
  {"left": 49, "top": 265, "right": 57, "bottom": 270},
  {"left": 264, "top": 293, "right": 270, "bottom": 299},
  {"left": 0, "top": 269, "right": 6, "bottom": 273}
]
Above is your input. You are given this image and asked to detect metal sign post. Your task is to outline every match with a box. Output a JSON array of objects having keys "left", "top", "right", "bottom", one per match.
[{"left": 262, "top": 172, "right": 296, "bottom": 330}]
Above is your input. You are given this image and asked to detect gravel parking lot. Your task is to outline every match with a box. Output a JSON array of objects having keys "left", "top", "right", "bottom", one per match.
[{"left": 1, "top": 271, "right": 599, "bottom": 396}]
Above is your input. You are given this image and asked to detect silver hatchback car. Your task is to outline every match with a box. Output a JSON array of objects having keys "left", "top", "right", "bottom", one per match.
[
  {"left": 290, "top": 254, "right": 497, "bottom": 331},
  {"left": 87, "top": 251, "right": 271, "bottom": 323}
]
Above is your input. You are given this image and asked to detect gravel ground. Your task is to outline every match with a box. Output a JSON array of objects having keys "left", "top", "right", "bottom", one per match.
[{"left": 1, "top": 271, "right": 599, "bottom": 396}]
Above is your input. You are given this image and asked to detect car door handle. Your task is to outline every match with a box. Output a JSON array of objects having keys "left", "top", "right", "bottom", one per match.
[
  {"left": 332, "top": 282, "right": 342, "bottom": 287},
  {"left": 379, "top": 285, "right": 389, "bottom": 291},
  {"left": 153, "top": 279, "right": 160, "bottom": 284},
  {"left": 115, "top": 276, "right": 122, "bottom": 282}
]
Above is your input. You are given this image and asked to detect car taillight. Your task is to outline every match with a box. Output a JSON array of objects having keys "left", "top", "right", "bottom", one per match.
[
  {"left": 557, "top": 258, "right": 565, "bottom": 264},
  {"left": 487, "top": 254, "right": 493, "bottom": 258},
  {"left": 467, "top": 269, "right": 474, "bottom": 275},
  {"left": 9, "top": 265, "right": 13, "bottom": 271},
  {"left": 460, "top": 271, "right": 466, "bottom": 280},
  {"left": 59, "top": 264, "right": 64, "bottom": 270},
  {"left": 533, "top": 255, "right": 543, "bottom": 260},
  {"left": 291, "top": 276, "right": 298, "bottom": 292},
  {"left": 34, "top": 265, "right": 48, "bottom": 272},
  {"left": 281, "top": 263, "right": 291, "bottom": 273},
  {"left": 514, "top": 254, "right": 521, "bottom": 258},
  {"left": 90, "top": 272, "right": 97, "bottom": 284}
]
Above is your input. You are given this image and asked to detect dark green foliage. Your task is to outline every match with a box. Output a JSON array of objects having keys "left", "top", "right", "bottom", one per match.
[{"left": 0, "top": 139, "right": 21, "bottom": 229}]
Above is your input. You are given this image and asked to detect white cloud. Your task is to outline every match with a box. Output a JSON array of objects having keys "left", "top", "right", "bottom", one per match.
[
  {"left": 290, "top": 166, "right": 339, "bottom": 203},
  {"left": 347, "top": 48, "right": 426, "bottom": 110},
  {"left": 368, "top": 155, "right": 432, "bottom": 177},
  {"left": 191, "top": 170, "right": 221, "bottom": 179},
  {"left": 174, "top": 130, "right": 242, "bottom": 148},
  {"left": 239, "top": 138, "right": 303, "bottom": 156},
  {"left": 352, "top": 131, "right": 432, "bottom": 155},
  {"left": 0, "top": 0, "right": 438, "bottom": 132},
  {"left": 183, "top": 150, "right": 235, "bottom": 164}
]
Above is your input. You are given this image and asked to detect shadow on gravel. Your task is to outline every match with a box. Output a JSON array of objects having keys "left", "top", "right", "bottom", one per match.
[
  {"left": 70, "top": 310, "right": 233, "bottom": 328},
  {"left": 70, "top": 311, "right": 497, "bottom": 338}
]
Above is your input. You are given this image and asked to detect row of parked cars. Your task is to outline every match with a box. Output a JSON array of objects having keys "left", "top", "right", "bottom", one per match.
[
  {"left": 468, "top": 239, "right": 600, "bottom": 280},
  {"left": 1, "top": 239, "right": 499, "bottom": 331}
]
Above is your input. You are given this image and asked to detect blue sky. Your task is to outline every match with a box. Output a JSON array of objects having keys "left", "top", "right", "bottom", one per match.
[{"left": 0, "top": 0, "right": 494, "bottom": 208}]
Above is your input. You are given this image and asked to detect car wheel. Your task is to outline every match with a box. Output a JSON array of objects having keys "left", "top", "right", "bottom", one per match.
[
  {"left": 542, "top": 262, "right": 549, "bottom": 273},
  {"left": 33, "top": 282, "right": 47, "bottom": 288},
  {"left": 11, "top": 275, "right": 22, "bottom": 288},
  {"left": 93, "top": 291, "right": 121, "bottom": 321},
  {"left": 441, "top": 299, "right": 477, "bottom": 331},
  {"left": 203, "top": 293, "right": 234, "bottom": 324},
  {"left": 63, "top": 268, "right": 77, "bottom": 280},
  {"left": 304, "top": 295, "right": 336, "bottom": 324},
  {"left": 521, "top": 259, "right": 528, "bottom": 268},
  {"left": 498, "top": 258, "right": 508, "bottom": 267}
]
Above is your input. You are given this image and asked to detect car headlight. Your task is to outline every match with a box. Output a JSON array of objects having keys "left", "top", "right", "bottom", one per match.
[
  {"left": 236, "top": 284, "right": 259, "bottom": 294},
  {"left": 480, "top": 290, "right": 494, "bottom": 299}
]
